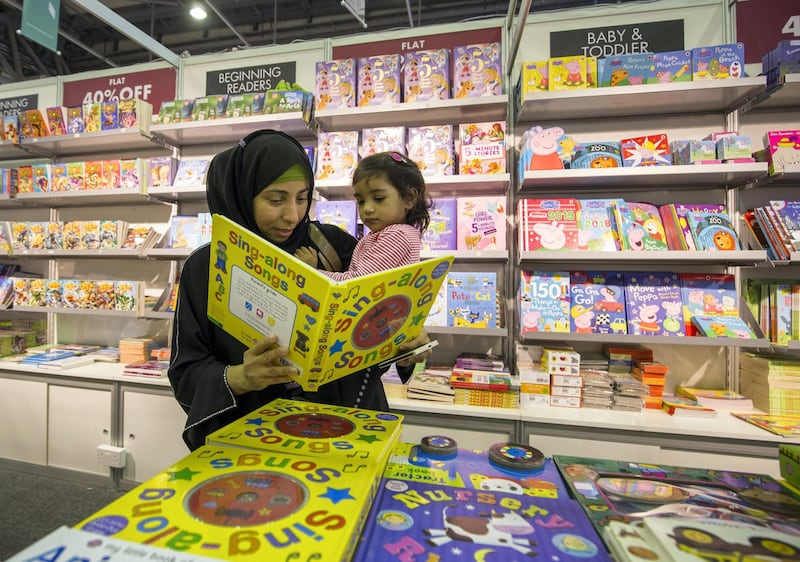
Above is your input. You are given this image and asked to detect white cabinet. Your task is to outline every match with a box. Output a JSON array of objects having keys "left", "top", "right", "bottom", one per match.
[
  {"left": 121, "top": 386, "right": 189, "bottom": 482},
  {"left": 0, "top": 376, "right": 47, "bottom": 464},
  {"left": 47, "top": 383, "right": 112, "bottom": 475}
]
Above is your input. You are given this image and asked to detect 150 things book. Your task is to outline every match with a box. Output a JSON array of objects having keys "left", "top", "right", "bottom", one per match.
[{"left": 207, "top": 214, "right": 454, "bottom": 391}]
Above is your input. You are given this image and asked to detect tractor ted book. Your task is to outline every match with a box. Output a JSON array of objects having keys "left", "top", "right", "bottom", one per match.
[{"left": 207, "top": 214, "right": 454, "bottom": 391}]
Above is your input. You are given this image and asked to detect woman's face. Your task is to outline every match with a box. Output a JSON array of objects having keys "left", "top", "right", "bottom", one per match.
[{"left": 252, "top": 179, "right": 310, "bottom": 242}]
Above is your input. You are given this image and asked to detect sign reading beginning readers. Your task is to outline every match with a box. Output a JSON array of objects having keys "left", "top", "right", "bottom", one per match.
[
  {"left": 0, "top": 94, "right": 38, "bottom": 117},
  {"left": 206, "top": 62, "right": 296, "bottom": 95},
  {"left": 550, "top": 20, "right": 684, "bottom": 58}
]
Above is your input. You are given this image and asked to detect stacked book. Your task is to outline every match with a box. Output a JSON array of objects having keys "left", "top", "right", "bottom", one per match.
[
  {"left": 740, "top": 353, "right": 800, "bottom": 415},
  {"left": 581, "top": 369, "right": 614, "bottom": 409},
  {"left": 122, "top": 360, "right": 169, "bottom": 378},
  {"left": 609, "top": 372, "right": 647, "bottom": 412},
  {"left": 661, "top": 394, "right": 717, "bottom": 417},
  {"left": 21, "top": 343, "right": 102, "bottom": 370},
  {"left": 380, "top": 366, "right": 408, "bottom": 400},
  {"left": 406, "top": 363, "right": 454, "bottom": 404},
  {"left": 516, "top": 343, "right": 550, "bottom": 410},
  {"left": 543, "top": 347, "right": 582, "bottom": 408},
  {"left": 674, "top": 385, "right": 754, "bottom": 413},
  {"left": 118, "top": 337, "right": 163, "bottom": 365},
  {"left": 450, "top": 352, "right": 518, "bottom": 408},
  {"left": 632, "top": 361, "right": 669, "bottom": 409}
]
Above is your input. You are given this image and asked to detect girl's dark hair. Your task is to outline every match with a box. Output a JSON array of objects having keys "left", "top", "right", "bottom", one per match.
[{"left": 352, "top": 151, "right": 431, "bottom": 233}]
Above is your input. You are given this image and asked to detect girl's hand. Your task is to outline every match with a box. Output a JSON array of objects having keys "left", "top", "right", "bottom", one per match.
[
  {"left": 227, "top": 335, "right": 297, "bottom": 394},
  {"left": 295, "top": 246, "right": 319, "bottom": 267}
]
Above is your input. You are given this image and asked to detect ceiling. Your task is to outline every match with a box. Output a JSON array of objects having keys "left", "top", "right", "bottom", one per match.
[{"left": 0, "top": 1, "right": 640, "bottom": 84}]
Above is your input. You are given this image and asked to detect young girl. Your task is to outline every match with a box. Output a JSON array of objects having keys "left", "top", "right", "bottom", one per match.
[{"left": 296, "top": 151, "right": 431, "bottom": 279}]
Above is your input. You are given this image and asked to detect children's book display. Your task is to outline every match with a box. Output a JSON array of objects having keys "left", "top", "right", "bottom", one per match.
[
  {"left": 553, "top": 455, "right": 800, "bottom": 536},
  {"left": 205, "top": 398, "right": 403, "bottom": 468},
  {"left": 207, "top": 214, "right": 454, "bottom": 391},
  {"left": 660, "top": 394, "right": 717, "bottom": 417},
  {"left": 603, "top": 516, "right": 800, "bottom": 562},
  {"left": 78, "top": 443, "right": 380, "bottom": 561},
  {"left": 731, "top": 412, "right": 800, "bottom": 438},
  {"left": 354, "top": 439, "right": 610, "bottom": 562}
]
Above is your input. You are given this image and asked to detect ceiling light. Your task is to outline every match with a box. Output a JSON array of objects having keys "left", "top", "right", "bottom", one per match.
[{"left": 190, "top": 5, "right": 207, "bottom": 20}]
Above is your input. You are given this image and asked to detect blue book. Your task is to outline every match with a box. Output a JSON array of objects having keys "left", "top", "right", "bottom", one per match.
[
  {"left": 314, "top": 200, "right": 358, "bottom": 237},
  {"left": 446, "top": 271, "right": 497, "bottom": 328},
  {"left": 569, "top": 271, "right": 627, "bottom": 335},
  {"left": 22, "top": 349, "right": 78, "bottom": 365},
  {"left": 623, "top": 271, "right": 686, "bottom": 336},
  {"left": 518, "top": 270, "right": 570, "bottom": 335},
  {"left": 422, "top": 198, "right": 456, "bottom": 250}
]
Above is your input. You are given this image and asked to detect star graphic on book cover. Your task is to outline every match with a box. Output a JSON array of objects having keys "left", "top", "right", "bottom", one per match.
[
  {"left": 245, "top": 417, "right": 265, "bottom": 425},
  {"left": 356, "top": 434, "right": 380, "bottom": 443},
  {"left": 320, "top": 486, "right": 355, "bottom": 504},
  {"left": 168, "top": 467, "right": 201, "bottom": 481},
  {"left": 328, "top": 339, "right": 345, "bottom": 355}
]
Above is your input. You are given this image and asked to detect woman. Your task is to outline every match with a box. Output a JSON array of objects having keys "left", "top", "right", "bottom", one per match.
[{"left": 168, "top": 129, "right": 430, "bottom": 450}]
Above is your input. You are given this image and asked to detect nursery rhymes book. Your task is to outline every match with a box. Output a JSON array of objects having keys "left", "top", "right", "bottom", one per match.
[{"left": 207, "top": 214, "right": 454, "bottom": 391}]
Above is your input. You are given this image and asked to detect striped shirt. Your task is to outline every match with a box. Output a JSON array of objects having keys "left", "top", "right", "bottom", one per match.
[{"left": 323, "top": 223, "right": 421, "bottom": 281}]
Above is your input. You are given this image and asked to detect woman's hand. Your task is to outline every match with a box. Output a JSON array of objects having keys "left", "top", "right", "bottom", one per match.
[
  {"left": 396, "top": 329, "right": 432, "bottom": 367},
  {"left": 227, "top": 335, "right": 297, "bottom": 395},
  {"left": 295, "top": 246, "right": 318, "bottom": 268}
]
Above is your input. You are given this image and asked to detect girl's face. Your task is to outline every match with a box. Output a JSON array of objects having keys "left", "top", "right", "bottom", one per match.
[
  {"left": 353, "top": 174, "right": 413, "bottom": 233},
  {"left": 252, "top": 179, "right": 310, "bottom": 242}
]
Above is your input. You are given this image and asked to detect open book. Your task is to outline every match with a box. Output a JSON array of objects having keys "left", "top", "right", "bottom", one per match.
[{"left": 207, "top": 213, "right": 454, "bottom": 391}]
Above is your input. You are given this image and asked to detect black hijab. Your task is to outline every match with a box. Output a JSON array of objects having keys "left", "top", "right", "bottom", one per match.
[{"left": 206, "top": 129, "right": 315, "bottom": 254}]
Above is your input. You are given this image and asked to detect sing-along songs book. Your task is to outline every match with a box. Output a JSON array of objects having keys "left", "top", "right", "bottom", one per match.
[{"left": 207, "top": 214, "right": 454, "bottom": 391}]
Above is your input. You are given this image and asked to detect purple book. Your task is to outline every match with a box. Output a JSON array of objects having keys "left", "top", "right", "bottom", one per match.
[
  {"left": 422, "top": 198, "right": 456, "bottom": 250},
  {"left": 624, "top": 271, "right": 686, "bottom": 336}
]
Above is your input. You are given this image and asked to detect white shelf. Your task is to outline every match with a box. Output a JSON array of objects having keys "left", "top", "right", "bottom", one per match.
[
  {"left": 517, "top": 77, "right": 766, "bottom": 122},
  {"left": 746, "top": 73, "right": 800, "bottom": 112},
  {"left": 12, "top": 306, "right": 140, "bottom": 318},
  {"left": 427, "top": 326, "right": 507, "bottom": 337},
  {"left": 146, "top": 184, "right": 207, "bottom": 202},
  {"left": 315, "top": 96, "right": 507, "bottom": 131},
  {"left": 422, "top": 250, "right": 508, "bottom": 262},
  {"left": 519, "top": 330, "right": 772, "bottom": 349},
  {"left": 10, "top": 249, "right": 142, "bottom": 259},
  {"left": 316, "top": 173, "right": 510, "bottom": 198},
  {"left": 520, "top": 163, "right": 768, "bottom": 191},
  {"left": 764, "top": 162, "right": 800, "bottom": 186},
  {"left": 144, "top": 247, "right": 194, "bottom": 259},
  {"left": 14, "top": 187, "right": 150, "bottom": 207},
  {"left": 518, "top": 250, "right": 768, "bottom": 266},
  {"left": 20, "top": 127, "right": 156, "bottom": 158},
  {"left": 0, "top": 360, "right": 171, "bottom": 387},
  {"left": 149, "top": 113, "right": 314, "bottom": 147},
  {"left": 0, "top": 139, "right": 28, "bottom": 160}
]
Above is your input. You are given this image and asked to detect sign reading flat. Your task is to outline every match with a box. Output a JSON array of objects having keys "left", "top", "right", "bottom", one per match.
[
  {"left": 62, "top": 68, "right": 177, "bottom": 112},
  {"left": 736, "top": 0, "right": 799, "bottom": 64},
  {"left": 0, "top": 94, "right": 38, "bottom": 117},
  {"left": 206, "top": 62, "right": 296, "bottom": 95},
  {"left": 551, "top": 20, "right": 684, "bottom": 58},
  {"left": 331, "top": 27, "right": 501, "bottom": 59},
  {"left": 21, "top": 0, "right": 60, "bottom": 52}
]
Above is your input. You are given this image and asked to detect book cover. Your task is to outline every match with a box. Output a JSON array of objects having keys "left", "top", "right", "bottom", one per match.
[
  {"left": 624, "top": 272, "right": 686, "bottom": 336},
  {"left": 456, "top": 196, "right": 506, "bottom": 251},
  {"left": 686, "top": 211, "right": 741, "bottom": 251},
  {"left": 679, "top": 272, "right": 738, "bottom": 336},
  {"left": 732, "top": 412, "right": 800, "bottom": 438},
  {"left": 354, "top": 478, "right": 608, "bottom": 562},
  {"left": 770, "top": 200, "right": 800, "bottom": 251},
  {"left": 576, "top": 198, "right": 622, "bottom": 251},
  {"left": 665, "top": 203, "right": 727, "bottom": 251},
  {"left": 614, "top": 200, "right": 669, "bottom": 251},
  {"left": 445, "top": 271, "right": 498, "bottom": 328},
  {"left": 421, "top": 198, "right": 456, "bottom": 251},
  {"left": 661, "top": 394, "right": 717, "bottom": 417},
  {"left": 206, "top": 398, "right": 403, "bottom": 467},
  {"left": 754, "top": 206, "right": 791, "bottom": 260},
  {"left": 4, "top": 525, "right": 222, "bottom": 562},
  {"left": 569, "top": 271, "right": 628, "bottom": 335},
  {"left": 406, "top": 125, "right": 454, "bottom": 176},
  {"left": 122, "top": 359, "right": 169, "bottom": 378},
  {"left": 692, "top": 314, "right": 758, "bottom": 339},
  {"left": 457, "top": 121, "right": 506, "bottom": 174},
  {"left": 314, "top": 200, "right": 358, "bottom": 237},
  {"left": 207, "top": 214, "right": 453, "bottom": 391},
  {"left": 316, "top": 131, "right": 359, "bottom": 181},
  {"left": 78, "top": 444, "right": 380, "bottom": 561},
  {"left": 518, "top": 270, "right": 570, "bottom": 335},
  {"left": 517, "top": 198, "right": 580, "bottom": 252},
  {"left": 449, "top": 368, "right": 517, "bottom": 391},
  {"left": 407, "top": 367, "right": 454, "bottom": 396},
  {"left": 169, "top": 215, "right": 201, "bottom": 248},
  {"left": 675, "top": 386, "right": 754, "bottom": 412},
  {"left": 553, "top": 455, "right": 800, "bottom": 536},
  {"left": 172, "top": 159, "right": 210, "bottom": 187}
]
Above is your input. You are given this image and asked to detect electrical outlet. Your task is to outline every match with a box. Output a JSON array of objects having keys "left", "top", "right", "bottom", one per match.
[{"left": 97, "top": 444, "right": 126, "bottom": 468}]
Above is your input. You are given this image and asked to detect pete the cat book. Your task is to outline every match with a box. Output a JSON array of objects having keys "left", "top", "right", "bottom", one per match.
[{"left": 207, "top": 214, "right": 454, "bottom": 391}]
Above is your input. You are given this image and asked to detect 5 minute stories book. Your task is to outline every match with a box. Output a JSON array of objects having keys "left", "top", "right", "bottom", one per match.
[{"left": 207, "top": 214, "right": 454, "bottom": 391}]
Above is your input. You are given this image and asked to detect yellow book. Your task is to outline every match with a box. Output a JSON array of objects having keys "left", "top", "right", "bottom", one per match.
[
  {"left": 206, "top": 398, "right": 403, "bottom": 469},
  {"left": 208, "top": 213, "right": 454, "bottom": 391},
  {"left": 77, "top": 444, "right": 379, "bottom": 561}
]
